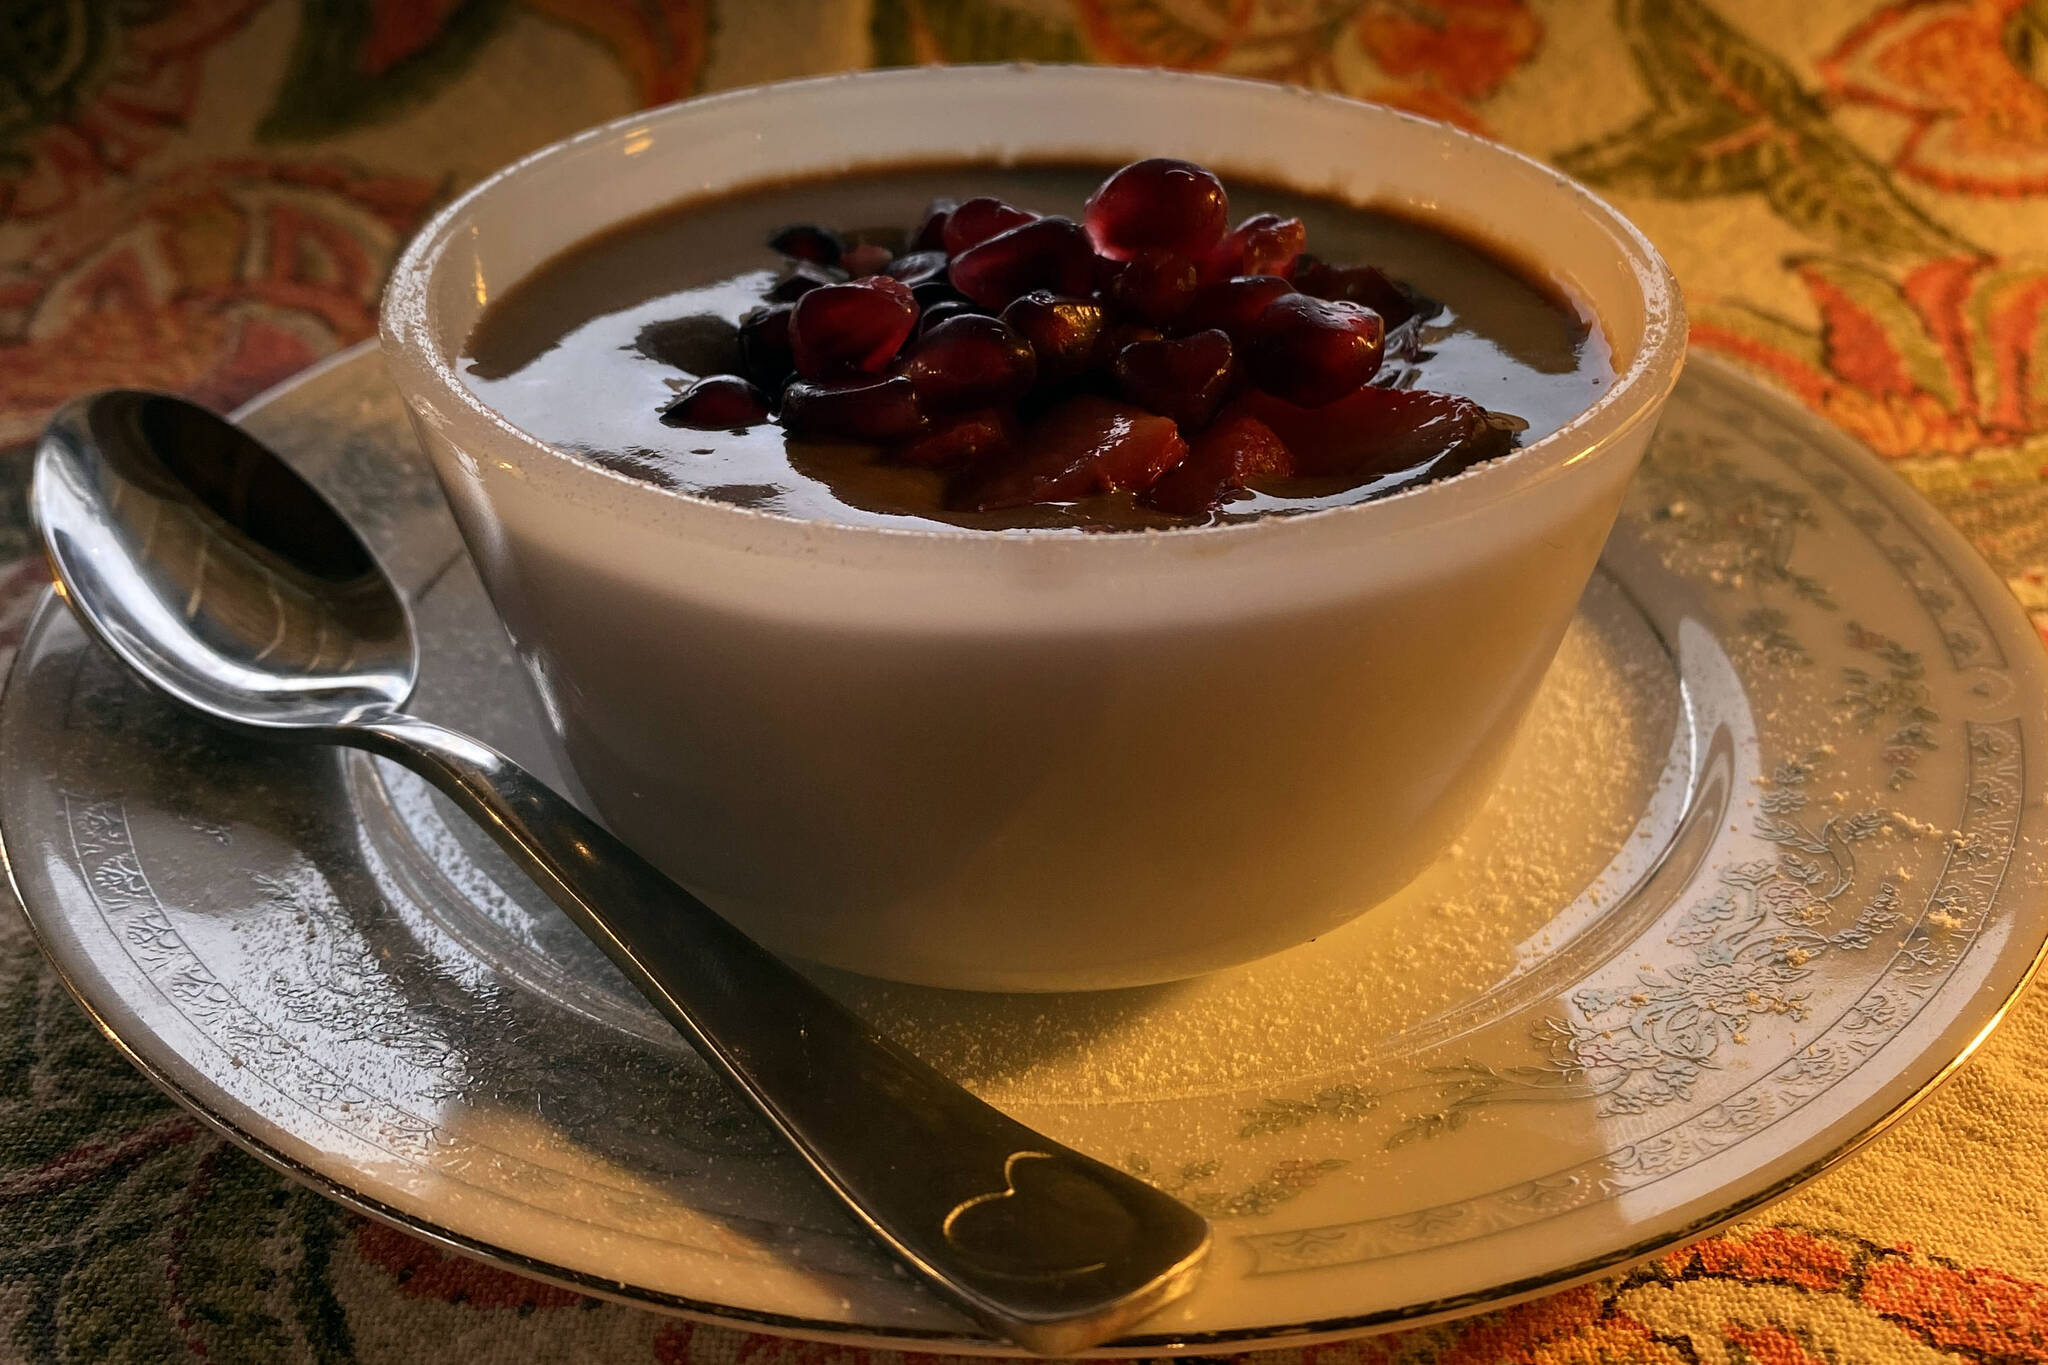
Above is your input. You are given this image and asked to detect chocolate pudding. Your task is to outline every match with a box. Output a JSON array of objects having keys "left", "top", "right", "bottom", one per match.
[{"left": 462, "top": 161, "right": 1613, "bottom": 532}]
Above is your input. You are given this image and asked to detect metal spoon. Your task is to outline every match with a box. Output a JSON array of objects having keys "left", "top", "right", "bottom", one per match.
[{"left": 31, "top": 389, "right": 1209, "bottom": 1355}]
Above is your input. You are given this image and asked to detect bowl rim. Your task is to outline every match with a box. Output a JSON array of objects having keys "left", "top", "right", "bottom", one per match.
[{"left": 379, "top": 63, "right": 1688, "bottom": 547}]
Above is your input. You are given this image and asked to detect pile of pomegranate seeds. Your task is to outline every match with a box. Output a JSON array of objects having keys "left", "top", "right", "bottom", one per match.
[{"left": 660, "top": 158, "right": 1512, "bottom": 518}]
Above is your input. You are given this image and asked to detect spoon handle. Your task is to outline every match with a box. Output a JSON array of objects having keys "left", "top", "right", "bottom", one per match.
[{"left": 351, "top": 712, "right": 1208, "bottom": 1355}]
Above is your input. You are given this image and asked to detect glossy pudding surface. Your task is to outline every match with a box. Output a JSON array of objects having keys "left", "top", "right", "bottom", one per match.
[{"left": 462, "top": 160, "right": 1615, "bottom": 532}]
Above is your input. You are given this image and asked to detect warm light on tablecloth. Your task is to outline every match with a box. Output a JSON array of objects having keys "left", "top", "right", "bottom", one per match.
[{"left": 3, "top": 2, "right": 2048, "bottom": 1359}]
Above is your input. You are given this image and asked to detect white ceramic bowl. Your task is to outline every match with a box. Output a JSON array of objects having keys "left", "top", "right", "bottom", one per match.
[{"left": 380, "top": 66, "right": 1685, "bottom": 991}]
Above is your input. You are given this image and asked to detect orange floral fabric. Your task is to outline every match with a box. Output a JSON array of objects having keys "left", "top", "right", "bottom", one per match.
[
  {"left": 1072, "top": 0, "right": 1541, "bottom": 128},
  {"left": 0, "top": 0, "right": 266, "bottom": 222},
  {"left": 1824, "top": 0, "right": 2048, "bottom": 195},
  {"left": 3, "top": 2, "right": 2048, "bottom": 1363},
  {"left": 0, "top": 159, "right": 436, "bottom": 445}
]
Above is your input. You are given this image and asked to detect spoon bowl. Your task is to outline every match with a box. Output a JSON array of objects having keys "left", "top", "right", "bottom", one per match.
[
  {"left": 30, "top": 389, "right": 1209, "bottom": 1355},
  {"left": 35, "top": 391, "right": 415, "bottom": 731}
]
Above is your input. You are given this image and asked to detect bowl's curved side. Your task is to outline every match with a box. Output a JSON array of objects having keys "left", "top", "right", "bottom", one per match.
[{"left": 376, "top": 66, "right": 1687, "bottom": 987}]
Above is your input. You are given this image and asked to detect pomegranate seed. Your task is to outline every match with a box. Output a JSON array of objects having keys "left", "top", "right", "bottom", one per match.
[
  {"left": 951, "top": 396, "right": 1187, "bottom": 510},
  {"left": 948, "top": 216, "right": 1095, "bottom": 310},
  {"left": 1000, "top": 292, "right": 1105, "bottom": 385},
  {"left": 1113, "top": 329, "right": 1237, "bottom": 430},
  {"left": 1291, "top": 257, "right": 1424, "bottom": 328},
  {"left": 1095, "top": 321, "right": 1163, "bottom": 368},
  {"left": 767, "top": 223, "right": 845, "bottom": 267},
  {"left": 781, "top": 374, "right": 927, "bottom": 441},
  {"left": 942, "top": 197, "right": 1036, "bottom": 255},
  {"left": 914, "top": 198, "right": 957, "bottom": 251},
  {"left": 893, "top": 408, "right": 1015, "bottom": 468},
  {"left": 1144, "top": 412, "right": 1295, "bottom": 515},
  {"left": 919, "top": 298, "right": 981, "bottom": 334},
  {"left": 765, "top": 262, "right": 843, "bottom": 303},
  {"left": 1090, "top": 251, "right": 1124, "bottom": 295},
  {"left": 912, "top": 281, "right": 966, "bottom": 311},
  {"left": 1246, "top": 293, "right": 1385, "bottom": 408},
  {"left": 1284, "top": 252, "right": 1322, "bottom": 283},
  {"left": 843, "top": 242, "right": 895, "bottom": 277},
  {"left": 1083, "top": 159, "right": 1229, "bottom": 261},
  {"left": 660, "top": 375, "right": 771, "bottom": 430},
  {"left": 1104, "top": 249, "right": 1200, "bottom": 325},
  {"left": 898, "top": 315, "right": 1037, "bottom": 411},
  {"left": 887, "top": 249, "right": 958, "bottom": 310},
  {"left": 1229, "top": 386, "right": 1510, "bottom": 480},
  {"left": 738, "top": 304, "right": 796, "bottom": 392},
  {"left": 885, "top": 250, "right": 949, "bottom": 287},
  {"left": 788, "top": 275, "right": 919, "bottom": 379},
  {"left": 1203, "top": 213, "right": 1305, "bottom": 280},
  {"left": 1184, "top": 275, "right": 1295, "bottom": 341},
  {"left": 1361, "top": 273, "right": 1429, "bottom": 331}
]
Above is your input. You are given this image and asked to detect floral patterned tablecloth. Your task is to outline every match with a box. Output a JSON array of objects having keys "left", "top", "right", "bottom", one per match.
[{"left": 5, "top": 2, "right": 2048, "bottom": 1361}]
